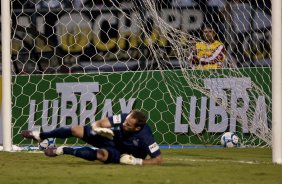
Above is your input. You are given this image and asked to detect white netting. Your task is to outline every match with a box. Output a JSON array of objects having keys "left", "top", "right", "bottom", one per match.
[{"left": 6, "top": 0, "right": 271, "bottom": 147}]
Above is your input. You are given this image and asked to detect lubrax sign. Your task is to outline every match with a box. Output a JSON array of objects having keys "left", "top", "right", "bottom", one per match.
[
  {"left": 11, "top": 68, "right": 270, "bottom": 144},
  {"left": 27, "top": 78, "right": 268, "bottom": 134}
]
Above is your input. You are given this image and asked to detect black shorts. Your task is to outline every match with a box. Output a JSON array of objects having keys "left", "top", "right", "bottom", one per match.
[{"left": 82, "top": 125, "right": 121, "bottom": 163}]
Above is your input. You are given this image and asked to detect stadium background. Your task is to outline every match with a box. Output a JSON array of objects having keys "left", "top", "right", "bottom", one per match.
[
  {"left": 0, "top": 0, "right": 272, "bottom": 146},
  {"left": 6, "top": 0, "right": 271, "bottom": 74}
]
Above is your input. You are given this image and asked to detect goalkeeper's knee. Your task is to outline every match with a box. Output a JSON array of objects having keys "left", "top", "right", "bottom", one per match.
[{"left": 96, "top": 149, "right": 109, "bottom": 162}]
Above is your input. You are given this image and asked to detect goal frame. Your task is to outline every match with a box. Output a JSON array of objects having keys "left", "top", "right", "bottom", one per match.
[
  {"left": 1, "top": 0, "right": 281, "bottom": 164},
  {"left": 272, "top": 0, "right": 282, "bottom": 164},
  {"left": 1, "top": 0, "right": 12, "bottom": 151}
]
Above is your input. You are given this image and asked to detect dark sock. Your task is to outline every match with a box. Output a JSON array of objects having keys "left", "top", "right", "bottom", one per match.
[
  {"left": 62, "top": 147, "right": 75, "bottom": 155},
  {"left": 40, "top": 127, "right": 72, "bottom": 140},
  {"left": 63, "top": 147, "right": 97, "bottom": 161}
]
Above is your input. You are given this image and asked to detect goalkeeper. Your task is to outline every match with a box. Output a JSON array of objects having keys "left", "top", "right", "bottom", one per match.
[{"left": 21, "top": 110, "right": 162, "bottom": 165}]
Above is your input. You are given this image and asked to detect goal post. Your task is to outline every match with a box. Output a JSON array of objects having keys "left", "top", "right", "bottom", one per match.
[
  {"left": 0, "top": 0, "right": 278, "bottom": 159},
  {"left": 272, "top": 0, "right": 282, "bottom": 164},
  {"left": 1, "top": 0, "right": 12, "bottom": 151}
]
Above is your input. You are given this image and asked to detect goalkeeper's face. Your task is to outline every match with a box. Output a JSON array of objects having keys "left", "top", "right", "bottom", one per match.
[{"left": 122, "top": 115, "right": 140, "bottom": 133}]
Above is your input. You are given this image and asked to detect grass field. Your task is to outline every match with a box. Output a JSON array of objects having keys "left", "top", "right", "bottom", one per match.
[{"left": 1, "top": 148, "right": 282, "bottom": 184}]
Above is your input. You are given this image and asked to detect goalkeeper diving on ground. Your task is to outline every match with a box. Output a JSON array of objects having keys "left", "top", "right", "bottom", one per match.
[{"left": 21, "top": 110, "right": 163, "bottom": 165}]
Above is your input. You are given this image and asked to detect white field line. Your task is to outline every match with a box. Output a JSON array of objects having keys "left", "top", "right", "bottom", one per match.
[
  {"left": 2, "top": 151, "right": 269, "bottom": 164},
  {"left": 165, "top": 157, "right": 267, "bottom": 164}
]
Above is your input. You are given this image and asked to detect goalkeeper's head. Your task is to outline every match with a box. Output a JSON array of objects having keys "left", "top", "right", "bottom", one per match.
[{"left": 123, "top": 110, "right": 147, "bottom": 132}]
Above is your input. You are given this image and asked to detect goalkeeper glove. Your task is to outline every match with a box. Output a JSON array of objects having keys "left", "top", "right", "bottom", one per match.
[
  {"left": 92, "top": 127, "right": 114, "bottom": 140},
  {"left": 120, "top": 154, "right": 143, "bottom": 165}
]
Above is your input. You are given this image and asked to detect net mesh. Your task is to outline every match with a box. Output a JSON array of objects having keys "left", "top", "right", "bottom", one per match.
[{"left": 7, "top": 0, "right": 271, "bottom": 148}]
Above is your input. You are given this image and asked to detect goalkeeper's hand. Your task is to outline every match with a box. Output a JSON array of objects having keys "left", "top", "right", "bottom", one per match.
[
  {"left": 92, "top": 127, "right": 114, "bottom": 140},
  {"left": 120, "top": 154, "right": 143, "bottom": 165}
]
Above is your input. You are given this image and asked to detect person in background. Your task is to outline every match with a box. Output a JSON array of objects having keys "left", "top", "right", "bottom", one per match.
[{"left": 191, "top": 24, "right": 226, "bottom": 70}]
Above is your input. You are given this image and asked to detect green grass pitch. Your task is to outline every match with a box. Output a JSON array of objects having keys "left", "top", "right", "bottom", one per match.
[{"left": 1, "top": 148, "right": 282, "bottom": 184}]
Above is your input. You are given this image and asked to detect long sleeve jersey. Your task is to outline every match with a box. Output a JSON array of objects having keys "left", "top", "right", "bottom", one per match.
[{"left": 192, "top": 40, "right": 225, "bottom": 70}]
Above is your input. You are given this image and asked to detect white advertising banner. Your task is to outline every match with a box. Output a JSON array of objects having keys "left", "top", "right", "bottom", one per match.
[{"left": 0, "top": 76, "right": 2, "bottom": 144}]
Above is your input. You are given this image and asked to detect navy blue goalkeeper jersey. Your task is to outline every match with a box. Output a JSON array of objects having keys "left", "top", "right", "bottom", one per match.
[{"left": 108, "top": 113, "right": 161, "bottom": 159}]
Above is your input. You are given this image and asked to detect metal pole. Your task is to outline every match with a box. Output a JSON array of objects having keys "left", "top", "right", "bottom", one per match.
[
  {"left": 272, "top": 0, "right": 282, "bottom": 164},
  {"left": 1, "top": 0, "right": 12, "bottom": 151}
]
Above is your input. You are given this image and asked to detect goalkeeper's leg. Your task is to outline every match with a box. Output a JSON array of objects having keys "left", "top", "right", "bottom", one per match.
[
  {"left": 40, "top": 126, "right": 84, "bottom": 139},
  {"left": 21, "top": 126, "right": 84, "bottom": 141},
  {"left": 62, "top": 147, "right": 99, "bottom": 161},
  {"left": 44, "top": 146, "right": 96, "bottom": 159},
  {"left": 45, "top": 146, "right": 120, "bottom": 163},
  {"left": 63, "top": 147, "right": 110, "bottom": 162}
]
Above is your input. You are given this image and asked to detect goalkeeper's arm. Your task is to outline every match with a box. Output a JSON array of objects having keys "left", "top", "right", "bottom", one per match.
[
  {"left": 120, "top": 154, "right": 163, "bottom": 165},
  {"left": 142, "top": 155, "right": 163, "bottom": 165}
]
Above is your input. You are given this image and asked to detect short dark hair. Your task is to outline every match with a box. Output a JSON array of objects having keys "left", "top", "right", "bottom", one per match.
[
  {"left": 130, "top": 110, "right": 147, "bottom": 128},
  {"left": 203, "top": 24, "right": 216, "bottom": 32}
]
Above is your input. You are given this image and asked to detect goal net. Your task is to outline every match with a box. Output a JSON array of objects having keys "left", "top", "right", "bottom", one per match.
[{"left": 5, "top": 0, "right": 271, "bottom": 149}]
